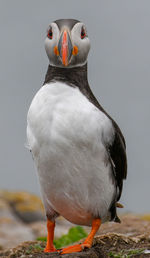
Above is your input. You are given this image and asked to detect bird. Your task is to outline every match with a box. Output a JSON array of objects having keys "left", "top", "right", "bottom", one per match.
[{"left": 27, "top": 19, "right": 127, "bottom": 254}]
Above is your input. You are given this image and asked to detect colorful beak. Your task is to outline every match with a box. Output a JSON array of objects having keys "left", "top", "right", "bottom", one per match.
[{"left": 58, "top": 30, "right": 73, "bottom": 66}]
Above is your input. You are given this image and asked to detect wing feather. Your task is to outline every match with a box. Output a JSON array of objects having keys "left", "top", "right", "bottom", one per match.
[{"left": 109, "top": 121, "right": 127, "bottom": 201}]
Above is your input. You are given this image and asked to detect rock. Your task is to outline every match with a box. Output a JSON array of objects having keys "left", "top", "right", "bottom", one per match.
[
  {"left": 0, "top": 190, "right": 45, "bottom": 223},
  {"left": 0, "top": 233, "right": 150, "bottom": 257},
  {"left": 0, "top": 191, "right": 43, "bottom": 250},
  {"left": 98, "top": 214, "right": 150, "bottom": 237},
  {"left": 0, "top": 198, "right": 17, "bottom": 221},
  {"left": 0, "top": 218, "right": 34, "bottom": 249}
]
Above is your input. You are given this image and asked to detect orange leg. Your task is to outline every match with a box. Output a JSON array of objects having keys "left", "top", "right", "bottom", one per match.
[
  {"left": 44, "top": 219, "right": 56, "bottom": 253},
  {"left": 60, "top": 218, "right": 101, "bottom": 254}
]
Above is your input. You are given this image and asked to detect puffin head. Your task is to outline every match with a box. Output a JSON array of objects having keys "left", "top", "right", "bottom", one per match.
[{"left": 45, "top": 19, "right": 90, "bottom": 68}]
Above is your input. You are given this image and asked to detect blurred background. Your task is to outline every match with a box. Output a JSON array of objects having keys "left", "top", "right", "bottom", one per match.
[{"left": 0, "top": 0, "right": 150, "bottom": 215}]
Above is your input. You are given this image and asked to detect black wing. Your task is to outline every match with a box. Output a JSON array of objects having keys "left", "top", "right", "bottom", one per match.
[{"left": 109, "top": 121, "right": 127, "bottom": 202}]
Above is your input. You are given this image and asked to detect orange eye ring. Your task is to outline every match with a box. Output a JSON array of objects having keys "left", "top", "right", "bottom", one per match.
[{"left": 47, "top": 28, "right": 53, "bottom": 39}]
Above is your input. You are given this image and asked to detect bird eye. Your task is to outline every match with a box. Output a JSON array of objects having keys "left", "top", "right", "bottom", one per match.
[
  {"left": 47, "top": 28, "right": 53, "bottom": 39},
  {"left": 81, "top": 27, "right": 86, "bottom": 39}
]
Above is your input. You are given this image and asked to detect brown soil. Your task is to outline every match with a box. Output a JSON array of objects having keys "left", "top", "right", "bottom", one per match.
[{"left": 0, "top": 233, "right": 150, "bottom": 258}]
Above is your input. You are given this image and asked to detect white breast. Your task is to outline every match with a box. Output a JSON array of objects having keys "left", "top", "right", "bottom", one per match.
[{"left": 27, "top": 82, "right": 115, "bottom": 225}]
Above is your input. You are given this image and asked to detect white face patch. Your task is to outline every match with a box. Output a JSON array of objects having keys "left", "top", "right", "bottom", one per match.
[
  {"left": 70, "top": 22, "right": 90, "bottom": 67},
  {"left": 44, "top": 21, "right": 91, "bottom": 68},
  {"left": 45, "top": 22, "right": 60, "bottom": 66}
]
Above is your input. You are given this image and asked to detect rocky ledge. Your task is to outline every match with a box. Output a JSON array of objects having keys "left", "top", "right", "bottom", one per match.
[
  {"left": 0, "top": 233, "right": 150, "bottom": 257},
  {"left": 0, "top": 190, "right": 150, "bottom": 257}
]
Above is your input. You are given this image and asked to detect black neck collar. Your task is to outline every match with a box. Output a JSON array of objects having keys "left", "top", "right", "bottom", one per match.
[{"left": 43, "top": 63, "right": 88, "bottom": 88}]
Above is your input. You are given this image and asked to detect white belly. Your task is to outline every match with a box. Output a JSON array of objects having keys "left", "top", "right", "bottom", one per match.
[{"left": 27, "top": 82, "right": 115, "bottom": 225}]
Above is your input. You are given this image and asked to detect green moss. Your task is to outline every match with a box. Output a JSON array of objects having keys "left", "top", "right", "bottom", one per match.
[
  {"left": 109, "top": 248, "right": 145, "bottom": 258},
  {"left": 25, "top": 244, "right": 44, "bottom": 254},
  {"left": 37, "top": 226, "right": 88, "bottom": 249},
  {"left": 54, "top": 226, "right": 87, "bottom": 249},
  {"left": 36, "top": 236, "right": 47, "bottom": 242},
  {"left": 25, "top": 245, "right": 33, "bottom": 254},
  {"left": 34, "top": 244, "right": 44, "bottom": 251}
]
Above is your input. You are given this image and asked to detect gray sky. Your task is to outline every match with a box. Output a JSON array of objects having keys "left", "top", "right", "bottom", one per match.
[{"left": 0, "top": 0, "right": 150, "bottom": 213}]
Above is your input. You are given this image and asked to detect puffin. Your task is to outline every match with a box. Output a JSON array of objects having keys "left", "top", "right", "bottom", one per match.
[{"left": 27, "top": 19, "right": 127, "bottom": 254}]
